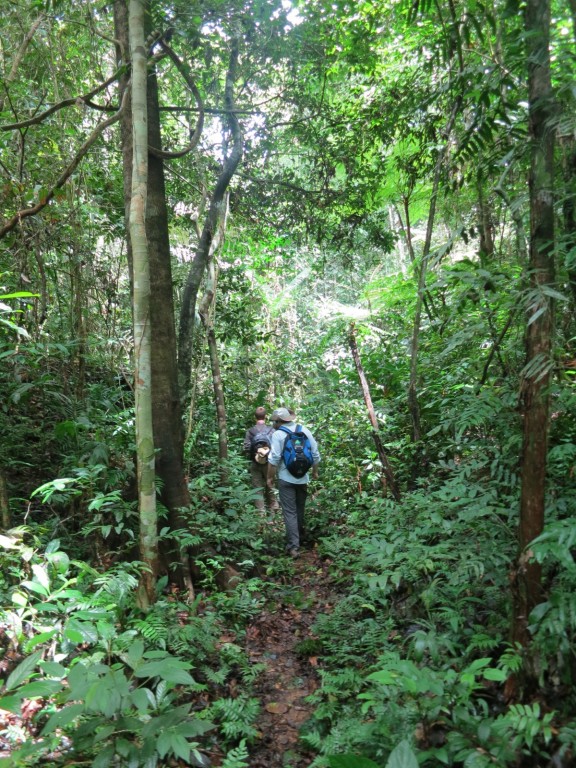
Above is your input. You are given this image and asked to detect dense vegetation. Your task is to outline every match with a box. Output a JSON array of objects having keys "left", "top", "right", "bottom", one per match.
[{"left": 0, "top": 0, "right": 575, "bottom": 766}]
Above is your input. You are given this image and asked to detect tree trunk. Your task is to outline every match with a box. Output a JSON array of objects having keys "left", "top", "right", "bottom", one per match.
[
  {"left": 129, "top": 0, "right": 158, "bottom": 609},
  {"left": 198, "top": 199, "right": 230, "bottom": 484},
  {"left": 114, "top": 0, "right": 196, "bottom": 597},
  {"left": 348, "top": 323, "right": 400, "bottom": 501},
  {"left": 512, "top": 0, "right": 555, "bottom": 649},
  {"left": 178, "top": 35, "right": 242, "bottom": 400},
  {"left": 207, "top": 326, "right": 228, "bottom": 460},
  {"left": 0, "top": 471, "right": 10, "bottom": 529},
  {"left": 477, "top": 175, "right": 494, "bottom": 262},
  {"left": 146, "top": 46, "right": 191, "bottom": 516}
]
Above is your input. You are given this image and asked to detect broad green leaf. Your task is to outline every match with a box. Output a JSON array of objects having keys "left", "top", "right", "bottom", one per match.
[
  {"left": 31, "top": 563, "right": 50, "bottom": 591},
  {"left": 45, "top": 539, "right": 61, "bottom": 554},
  {"left": 93, "top": 725, "right": 116, "bottom": 743},
  {"left": 386, "top": 740, "right": 419, "bottom": 768},
  {"left": 65, "top": 619, "right": 98, "bottom": 644},
  {"left": 483, "top": 668, "right": 507, "bottom": 682},
  {"left": 176, "top": 719, "right": 215, "bottom": 737},
  {"left": 22, "top": 579, "right": 49, "bottom": 597},
  {"left": 46, "top": 550, "right": 70, "bottom": 573},
  {"left": 11, "top": 591, "right": 28, "bottom": 607},
  {"left": 26, "top": 629, "right": 58, "bottom": 651},
  {"left": 64, "top": 627, "right": 84, "bottom": 643},
  {"left": 0, "top": 292, "right": 39, "bottom": 299},
  {"left": 160, "top": 668, "right": 196, "bottom": 685},
  {"left": 171, "top": 732, "right": 192, "bottom": 762},
  {"left": 16, "top": 679, "right": 62, "bottom": 698},
  {"left": 5, "top": 650, "right": 43, "bottom": 692},
  {"left": 39, "top": 661, "right": 67, "bottom": 678},
  {"left": 0, "top": 696, "right": 23, "bottom": 714},
  {"left": 131, "top": 687, "right": 156, "bottom": 712},
  {"left": 366, "top": 670, "right": 398, "bottom": 685}
]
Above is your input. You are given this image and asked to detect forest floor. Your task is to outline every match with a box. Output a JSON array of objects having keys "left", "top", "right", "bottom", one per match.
[{"left": 243, "top": 537, "right": 337, "bottom": 768}]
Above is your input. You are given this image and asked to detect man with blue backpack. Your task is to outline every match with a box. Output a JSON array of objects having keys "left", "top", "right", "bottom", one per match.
[{"left": 267, "top": 407, "right": 320, "bottom": 558}]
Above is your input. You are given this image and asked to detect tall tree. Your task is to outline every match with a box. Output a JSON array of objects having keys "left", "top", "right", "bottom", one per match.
[
  {"left": 513, "top": 0, "right": 556, "bottom": 649},
  {"left": 114, "top": 0, "right": 198, "bottom": 594},
  {"left": 128, "top": 0, "right": 158, "bottom": 608}
]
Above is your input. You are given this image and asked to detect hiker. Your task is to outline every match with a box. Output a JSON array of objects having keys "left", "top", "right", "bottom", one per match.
[
  {"left": 243, "top": 406, "right": 279, "bottom": 513},
  {"left": 267, "top": 407, "right": 320, "bottom": 558}
]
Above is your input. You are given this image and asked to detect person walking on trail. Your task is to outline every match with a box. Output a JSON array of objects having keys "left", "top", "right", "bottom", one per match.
[
  {"left": 267, "top": 407, "right": 320, "bottom": 558},
  {"left": 243, "top": 406, "right": 279, "bottom": 513}
]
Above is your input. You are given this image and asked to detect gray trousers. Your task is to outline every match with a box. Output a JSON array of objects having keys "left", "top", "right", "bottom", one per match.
[{"left": 278, "top": 479, "right": 308, "bottom": 550}]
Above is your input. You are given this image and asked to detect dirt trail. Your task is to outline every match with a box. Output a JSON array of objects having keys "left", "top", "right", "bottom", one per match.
[{"left": 245, "top": 547, "right": 335, "bottom": 768}]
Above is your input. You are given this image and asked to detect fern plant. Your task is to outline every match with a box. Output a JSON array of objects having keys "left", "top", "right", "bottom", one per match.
[{"left": 207, "top": 695, "right": 261, "bottom": 744}]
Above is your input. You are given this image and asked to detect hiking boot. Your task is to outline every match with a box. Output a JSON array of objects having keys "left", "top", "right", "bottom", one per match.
[{"left": 288, "top": 547, "right": 299, "bottom": 559}]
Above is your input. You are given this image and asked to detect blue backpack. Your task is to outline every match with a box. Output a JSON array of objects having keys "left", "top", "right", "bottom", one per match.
[{"left": 278, "top": 425, "right": 314, "bottom": 478}]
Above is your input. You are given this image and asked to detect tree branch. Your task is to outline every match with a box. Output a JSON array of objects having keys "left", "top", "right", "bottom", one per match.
[
  {"left": 1, "top": 68, "right": 126, "bottom": 131},
  {"left": 0, "top": 13, "right": 45, "bottom": 114},
  {"left": 147, "top": 39, "right": 205, "bottom": 160},
  {"left": 0, "top": 88, "right": 129, "bottom": 240}
]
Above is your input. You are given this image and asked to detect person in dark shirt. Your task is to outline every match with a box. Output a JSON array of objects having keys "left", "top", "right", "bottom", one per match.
[{"left": 243, "top": 406, "right": 279, "bottom": 513}]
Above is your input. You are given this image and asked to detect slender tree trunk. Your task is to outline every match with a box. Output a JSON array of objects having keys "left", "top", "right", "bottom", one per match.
[
  {"left": 207, "top": 326, "right": 228, "bottom": 454},
  {"left": 71, "top": 241, "right": 87, "bottom": 399},
  {"left": 178, "top": 35, "right": 242, "bottom": 399},
  {"left": 477, "top": 174, "right": 494, "bottom": 261},
  {"left": 198, "top": 201, "right": 230, "bottom": 483},
  {"left": 348, "top": 323, "right": 400, "bottom": 501},
  {"left": 0, "top": 471, "right": 10, "bottom": 529},
  {"left": 129, "top": 0, "right": 158, "bottom": 609},
  {"left": 400, "top": 197, "right": 416, "bottom": 263},
  {"left": 512, "top": 0, "right": 555, "bottom": 649}
]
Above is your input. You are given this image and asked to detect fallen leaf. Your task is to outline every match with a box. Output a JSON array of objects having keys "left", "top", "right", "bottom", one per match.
[{"left": 265, "top": 702, "right": 289, "bottom": 714}]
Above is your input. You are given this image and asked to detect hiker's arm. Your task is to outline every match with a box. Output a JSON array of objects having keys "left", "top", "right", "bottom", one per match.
[{"left": 308, "top": 430, "right": 320, "bottom": 480}]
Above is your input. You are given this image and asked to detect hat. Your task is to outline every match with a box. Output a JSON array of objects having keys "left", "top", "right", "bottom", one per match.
[{"left": 272, "top": 407, "right": 292, "bottom": 422}]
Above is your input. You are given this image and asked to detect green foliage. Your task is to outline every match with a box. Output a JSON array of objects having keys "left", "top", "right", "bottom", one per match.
[
  {"left": 0, "top": 290, "right": 38, "bottom": 339},
  {"left": 327, "top": 740, "right": 419, "bottom": 768},
  {"left": 2, "top": 645, "right": 214, "bottom": 768},
  {"left": 220, "top": 739, "right": 250, "bottom": 768},
  {"left": 0, "top": 529, "right": 263, "bottom": 768},
  {"left": 1, "top": 1, "right": 576, "bottom": 766},
  {"left": 208, "top": 695, "right": 261, "bottom": 744}
]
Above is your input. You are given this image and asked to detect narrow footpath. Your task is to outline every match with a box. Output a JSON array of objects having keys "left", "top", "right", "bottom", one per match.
[{"left": 245, "top": 546, "right": 336, "bottom": 768}]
